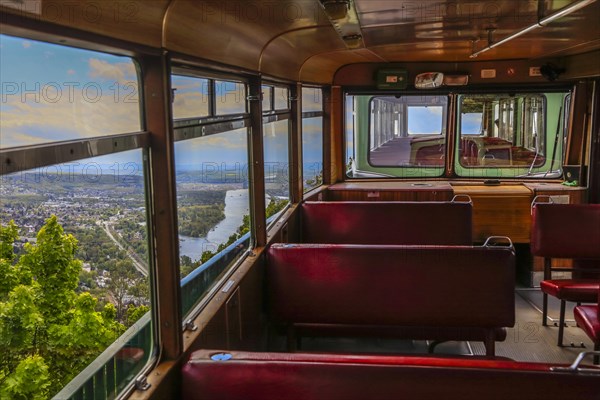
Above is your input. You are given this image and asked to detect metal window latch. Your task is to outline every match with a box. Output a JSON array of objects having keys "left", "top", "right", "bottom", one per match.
[
  {"left": 135, "top": 375, "right": 151, "bottom": 391},
  {"left": 247, "top": 95, "right": 261, "bottom": 102},
  {"left": 184, "top": 319, "right": 198, "bottom": 332}
]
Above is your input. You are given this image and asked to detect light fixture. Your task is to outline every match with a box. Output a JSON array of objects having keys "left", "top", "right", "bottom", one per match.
[
  {"left": 443, "top": 74, "right": 470, "bottom": 86},
  {"left": 343, "top": 34, "right": 362, "bottom": 48},
  {"left": 470, "top": 0, "right": 596, "bottom": 58},
  {"left": 320, "top": 0, "right": 350, "bottom": 20},
  {"left": 415, "top": 73, "right": 445, "bottom": 89}
]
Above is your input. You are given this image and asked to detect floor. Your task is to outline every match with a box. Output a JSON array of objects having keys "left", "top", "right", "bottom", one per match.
[{"left": 270, "top": 289, "right": 596, "bottom": 366}]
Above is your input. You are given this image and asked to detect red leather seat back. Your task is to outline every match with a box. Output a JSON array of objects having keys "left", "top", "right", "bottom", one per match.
[
  {"left": 531, "top": 203, "right": 600, "bottom": 259},
  {"left": 267, "top": 244, "right": 514, "bottom": 328},
  {"left": 301, "top": 201, "right": 472, "bottom": 245},
  {"left": 182, "top": 350, "right": 600, "bottom": 400}
]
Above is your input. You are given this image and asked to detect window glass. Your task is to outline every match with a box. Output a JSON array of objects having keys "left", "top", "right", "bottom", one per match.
[
  {"left": 262, "top": 85, "right": 272, "bottom": 111},
  {"left": 345, "top": 95, "right": 355, "bottom": 176},
  {"left": 0, "top": 34, "right": 140, "bottom": 149},
  {"left": 172, "top": 75, "right": 209, "bottom": 119},
  {"left": 174, "top": 128, "right": 250, "bottom": 315},
  {"left": 407, "top": 106, "right": 444, "bottom": 134},
  {"left": 456, "top": 92, "right": 566, "bottom": 178},
  {"left": 215, "top": 80, "right": 246, "bottom": 115},
  {"left": 302, "top": 118, "right": 323, "bottom": 192},
  {"left": 302, "top": 87, "right": 322, "bottom": 112},
  {"left": 263, "top": 120, "right": 289, "bottom": 197},
  {"left": 0, "top": 150, "right": 152, "bottom": 398},
  {"left": 354, "top": 96, "right": 447, "bottom": 176},
  {"left": 263, "top": 120, "right": 290, "bottom": 218},
  {"left": 274, "top": 87, "right": 289, "bottom": 110}
]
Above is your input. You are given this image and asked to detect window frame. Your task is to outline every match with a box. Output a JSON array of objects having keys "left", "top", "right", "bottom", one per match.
[{"left": 365, "top": 94, "right": 448, "bottom": 172}]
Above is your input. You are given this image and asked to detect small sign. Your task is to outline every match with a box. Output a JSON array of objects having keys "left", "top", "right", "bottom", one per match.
[
  {"left": 481, "top": 69, "right": 497, "bottom": 79},
  {"left": 376, "top": 69, "right": 408, "bottom": 90},
  {"left": 529, "top": 67, "right": 542, "bottom": 77}
]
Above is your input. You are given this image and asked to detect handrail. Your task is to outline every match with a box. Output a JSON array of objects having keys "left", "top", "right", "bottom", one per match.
[
  {"left": 530, "top": 195, "right": 554, "bottom": 215},
  {"left": 550, "top": 351, "right": 600, "bottom": 374},
  {"left": 451, "top": 194, "right": 472, "bottom": 204},
  {"left": 483, "top": 236, "right": 514, "bottom": 249},
  {"left": 52, "top": 313, "right": 153, "bottom": 400}
]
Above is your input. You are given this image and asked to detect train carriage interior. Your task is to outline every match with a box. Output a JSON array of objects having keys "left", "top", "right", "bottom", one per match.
[{"left": 1, "top": 0, "right": 600, "bottom": 399}]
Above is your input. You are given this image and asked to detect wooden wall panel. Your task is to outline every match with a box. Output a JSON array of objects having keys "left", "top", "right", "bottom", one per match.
[{"left": 451, "top": 184, "right": 532, "bottom": 243}]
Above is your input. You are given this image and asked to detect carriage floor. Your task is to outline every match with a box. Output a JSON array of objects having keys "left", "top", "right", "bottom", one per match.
[{"left": 268, "top": 289, "right": 596, "bottom": 366}]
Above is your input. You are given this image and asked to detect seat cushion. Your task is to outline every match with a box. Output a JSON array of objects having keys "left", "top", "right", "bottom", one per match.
[
  {"left": 574, "top": 305, "right": 600, "bottom": 343},
  {"left": 540, "top": 280, "right": 600, "bottom": 301}
]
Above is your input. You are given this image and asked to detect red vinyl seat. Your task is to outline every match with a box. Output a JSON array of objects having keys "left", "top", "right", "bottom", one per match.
[
  {"left": 574, "top": 287, "right": 600, "bottom": 364},
  {"left": 531, "top": 203, "right": 600, "bottom": 346},
  {"left": 182, "top": 350, "right": 600, "bottom": 400},
  {"left": 266, "top": 242, "right": 515, "bottom": 357}
]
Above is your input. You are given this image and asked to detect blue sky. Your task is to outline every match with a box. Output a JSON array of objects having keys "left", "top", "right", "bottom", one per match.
[
  {"left": 407, "top": 106, "right": 444, "bottom": 134},
  {"left": 461, "top": 113, "right": 483, "bottom": 135}
]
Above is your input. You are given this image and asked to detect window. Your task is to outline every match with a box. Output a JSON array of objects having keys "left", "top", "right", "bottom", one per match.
[
  {"left": 301, "top": 88, "right": 324, "bottom": 192},
  {"left": 262, "top": 85, "right": 273, "bottom": 111},
  {"left": 215, "top": 80, "right": 246, "bottom": 115},
  {"left": 346, "top": 95, "right": 447, "bottom": 177},
  {"left": 0, "top": 36, "right": 152, "bottom": 400},
  {"left": 0, "top": 35, "right": 140, "bottom": 149},
  {"left": 263, "top": 120, "right": 290, "bottom": 217},
  {"left": 456, "top": 92, "right": 567, "bottom": 178},
  {"left": 172, "top": 75, "right": 210, "bottom": 119},
  {"left": 345, "top": 95, "right": 355, "bottom": 175},
  {"left": 274, "top": 86, "right": 289, "bottom": 110},
  {"left": 407, "top": 105, "right": 444, "bottom": 135},
  {"left": 302, "top": 117, "right": 323, "bottom": 192},
  {"left": 369, "top": 96, "right": 446, "bottom": 169},
  {"left": 302, "top": 87, "right": 322, "bottom": 112},
  {"left": 172, "top": 74, "right": 250, "bottom": 316}
]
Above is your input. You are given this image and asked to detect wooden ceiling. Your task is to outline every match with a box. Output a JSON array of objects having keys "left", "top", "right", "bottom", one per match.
[{"left": 1, "top": 0, "right": 599, "bottom": 83}]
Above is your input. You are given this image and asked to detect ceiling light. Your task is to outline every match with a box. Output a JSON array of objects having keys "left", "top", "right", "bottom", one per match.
[{"left": 321, "top": 0, "right": 350, "bottom": 20}]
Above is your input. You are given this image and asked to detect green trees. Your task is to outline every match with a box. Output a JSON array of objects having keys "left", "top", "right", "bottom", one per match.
[
  {"left": 0, "top": 216, "right": 125, "bottom": 398},
  {"left": 178, "top": 204, "right": 225, "bottom": 237}
]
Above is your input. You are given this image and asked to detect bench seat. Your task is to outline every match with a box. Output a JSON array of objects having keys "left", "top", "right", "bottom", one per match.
[
  {"left": 182, "top": 350, "right": 600, "bottom": 400},
  {"left": 267, "top": 243, "right": 515, "bottom": 356}
]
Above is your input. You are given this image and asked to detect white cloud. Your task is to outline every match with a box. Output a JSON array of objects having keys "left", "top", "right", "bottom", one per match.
[
  {"left": 1, "top": 86, "right": 141, "bottom": 148},
  {"left": 173, "top": 91, "right": 209, "bottom": 119},
  {"left": 88, "top": 58, "right": 136, "bottom": 84}
]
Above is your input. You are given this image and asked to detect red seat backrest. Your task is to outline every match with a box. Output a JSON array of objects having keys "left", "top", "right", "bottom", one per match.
[
  {"left": 531, "top": 203, "right": 600, "bottom": 259},
  {"left": 266, "top": 244, "right": 514, "bottom": 328},
  {"left": 301, "top": 201, "right": 472, "bottom": 245}
]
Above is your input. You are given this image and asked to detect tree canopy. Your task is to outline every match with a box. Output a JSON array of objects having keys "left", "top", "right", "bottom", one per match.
[{"left": 0, "top": 216, "right": 125, "bottom": 398}]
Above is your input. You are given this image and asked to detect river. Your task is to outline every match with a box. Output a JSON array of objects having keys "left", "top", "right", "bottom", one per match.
[{"left": 179, "top": 189, "right": 249, "bottom": 261}]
